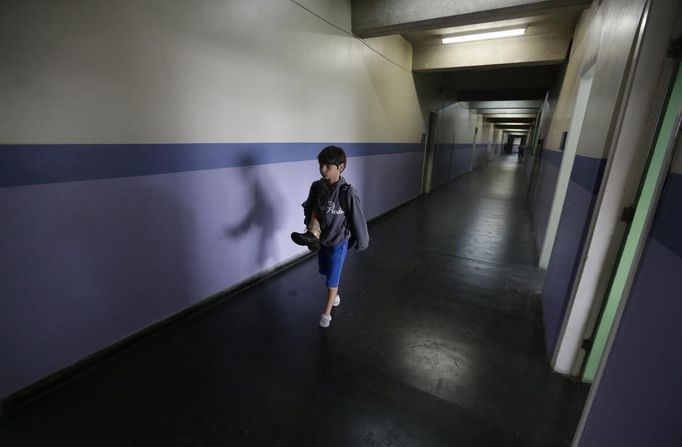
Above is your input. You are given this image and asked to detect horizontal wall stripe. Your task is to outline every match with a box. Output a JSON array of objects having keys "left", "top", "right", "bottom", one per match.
[
  {"left": 537, "top": 150, "right": 605, "bottom": 190},
  {"left": 432, "top": 145, "right": 474, "bottom": 159},
  {"left": 541, "top": 154, "right": 606, "bottom": 354},
  {"left": 650, "top": 172, "right": 682, "bottom": 257},
  {"left": 571, "top": 154, "right": 607, "bottom": 194},
  {"left": 0, "top": 142, "right": 423, "bottom": 188},
  {"left": 434, "top": 143, "right": 473, "bottom": 151},
  {"left": 543, "top": 148, "right": 563, "bottom": 169},
  {"left": 531, "top": 148, "right": 560, "bottom": 251}
]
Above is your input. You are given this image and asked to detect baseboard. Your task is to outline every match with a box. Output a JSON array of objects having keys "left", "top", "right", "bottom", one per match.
[{"left": 0, "top": 250, "right": 314, "bottom": 418}]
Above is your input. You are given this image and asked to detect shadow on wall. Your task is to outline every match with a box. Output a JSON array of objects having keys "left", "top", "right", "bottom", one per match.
[{"left": 225, "top": 151, "right": 283, "bottom": 268}]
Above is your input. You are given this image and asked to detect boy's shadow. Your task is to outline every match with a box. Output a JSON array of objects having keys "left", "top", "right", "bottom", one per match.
[{"left": 225, "top": 152, "right": 282, "bottom": 267}]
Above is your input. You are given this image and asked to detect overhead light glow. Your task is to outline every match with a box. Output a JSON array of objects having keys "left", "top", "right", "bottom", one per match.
[{"left": 442, "top": 27, "right": 526, "bottom": 44}]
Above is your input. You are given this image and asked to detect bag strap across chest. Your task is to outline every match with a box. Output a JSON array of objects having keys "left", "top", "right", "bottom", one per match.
[{"left": 340, "top": 184, "right": 350, "bottom": 216}]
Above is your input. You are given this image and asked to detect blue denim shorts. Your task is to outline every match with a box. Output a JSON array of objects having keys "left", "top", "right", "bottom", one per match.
[{"left": 318, "top": 240, "right": 348, "bottom": 288}]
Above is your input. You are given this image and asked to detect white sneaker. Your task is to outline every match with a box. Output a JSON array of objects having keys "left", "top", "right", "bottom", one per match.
[
  {"left": 333, "top": 294, "right": 341, "bottom": 307},
  {"left": 319, "top": 314, "right": 332, "bottom": 328}
]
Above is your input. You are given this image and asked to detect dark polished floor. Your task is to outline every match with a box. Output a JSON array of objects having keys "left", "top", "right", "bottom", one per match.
[{"left": 0, "top": 156, "right": 589, "bottom": 446}]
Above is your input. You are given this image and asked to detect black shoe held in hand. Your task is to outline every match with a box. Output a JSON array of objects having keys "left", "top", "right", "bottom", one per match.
[{"left": 291, "top": 231, "right": 320, "bottom": 251}]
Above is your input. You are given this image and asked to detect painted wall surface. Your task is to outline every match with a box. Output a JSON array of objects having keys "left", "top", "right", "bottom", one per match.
[
  {"left": 553, "top": 0, "right": 681, "bottom": 377},
  {"left": 413, "top": 73, "right": 459, "bottom": 130},
  {"left": 0, "top": 0, "right": 423, "bottom": 144},
  {"left": 470, "top": 116, "right": 488, "bottom": 169},
  {"left": 544, "top": 3, "right": 600, "bottom": 153},
  {"left": 578, "top": 164, "right": 682, "bottom": 445},
  {"left": 484, "top": 124, "right": 496, "bottom": 162},
  {"left": 493, "top": 129, "right": 504, "bottom": 159},
  {"left": 430, "top": 102, "right": 477, "bottom": 189},
  {"left": 529, "top": 94, "right": 557, "bottom": 245},
  {"left": 541, "top": 155, "right": 606, "bottom": 352},
  {"left": 531, "top": 149, "right": 561, "bottom": 256},
  {"left": 0, "top": 0, "right": 424, "bottom": 398},
  {"left": 535, "top": 0, "right": 647, "bottom": 354},
  {"left": 530, "top": 1, "right": 598, "bottom": 256}
]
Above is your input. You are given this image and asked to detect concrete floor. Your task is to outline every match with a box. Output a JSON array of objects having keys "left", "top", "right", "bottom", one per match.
[{"left": 0, "top": 155, "right": 589, "bottom": 446}]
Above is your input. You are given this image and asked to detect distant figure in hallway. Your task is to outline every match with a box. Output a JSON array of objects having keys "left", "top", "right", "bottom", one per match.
[
  {"left": 518, "top": 144, "right": 525, "bottom": 162},
  {"left": 290, "top": 146, "right": 370, "bottom": 328}
]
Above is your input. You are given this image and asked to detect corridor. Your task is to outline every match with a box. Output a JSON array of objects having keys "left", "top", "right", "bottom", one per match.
[{"left": 0, "top": 156, "right": 589, "bottom": 446}]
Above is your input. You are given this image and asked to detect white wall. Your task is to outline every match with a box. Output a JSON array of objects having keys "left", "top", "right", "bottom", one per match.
[
  {"left": 0, "top": 0, "right": 427, "bottom": 398},
  {"left": 0, "top": 0, "right": 423, "bottom": 144}
]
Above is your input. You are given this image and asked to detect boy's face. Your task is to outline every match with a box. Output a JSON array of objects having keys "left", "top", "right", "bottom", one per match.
[{"left": 319, "top": 162, "right": 344, "bottom": 183}]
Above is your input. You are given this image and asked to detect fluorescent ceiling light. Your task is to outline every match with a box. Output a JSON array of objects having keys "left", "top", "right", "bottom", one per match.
[{"left": 442, "top": 27, "right": 526, "bottom": 44}]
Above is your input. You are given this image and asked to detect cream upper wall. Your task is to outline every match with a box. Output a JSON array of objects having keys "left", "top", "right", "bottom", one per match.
[
  {"left": 0, "top": 0, "right": 423, "bottom": 144},
  {"left": 437, "top": 102, "right": 476, "bottom": 145},
  {"left": 577, "top": 0, "right": 647, "bottom": 158},
  {"left": 546, "top": 0, "right": 647, "bottom": 158},
  {"left": 296, "top": 0, "right": 352, "bottom": 32},
  {"left": 538, "top": 91, "right": 555, "bottom": 147},
  {"left": 363, "top": 35, "right": 413, "bottom": 71},
  {"left": 545, "top": 1, "right": 599, "bottom": 151},
  {"left": 495, "top": 129, "right": 504, "bottom": 145},
  {"left": 474, "top": 114, "right": 484, "bottom": 145}
]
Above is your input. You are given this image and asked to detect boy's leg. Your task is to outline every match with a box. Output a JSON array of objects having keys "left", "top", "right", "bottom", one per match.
[
  {"left": 323, "top": 287, "right": 338, "bottom": 316},
  {"left": 319, "top": 241, "right": 347, "bottom": 327}
]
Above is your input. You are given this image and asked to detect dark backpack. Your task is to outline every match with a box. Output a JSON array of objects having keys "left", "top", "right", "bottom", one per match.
[
  {"left": 339, "top": 183, "right": 351, "bottom": 217},
  {"left": 339, "top": 183, "right": 356, "bottom": 247}
]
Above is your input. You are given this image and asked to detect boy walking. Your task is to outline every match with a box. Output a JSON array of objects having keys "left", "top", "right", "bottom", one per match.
[{"left": 291, "top": 146, "right": 369, "bottom": 328}]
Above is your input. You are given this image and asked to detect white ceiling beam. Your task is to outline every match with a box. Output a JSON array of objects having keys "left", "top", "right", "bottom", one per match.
[
  {"left": 474, "top": 108, "right": 539, "bottom": 114},
  {"left": 470, "top": 100, "right": 543, "bottom": 108},
  {"left": 413, "top": 33, "right": 571, "bottom": 71},
  {"left": 485, "top": 113, "right": 537, "bottom": 118},
  {"left": 352, "top": 0, "right": 592, "bottom": 37}
]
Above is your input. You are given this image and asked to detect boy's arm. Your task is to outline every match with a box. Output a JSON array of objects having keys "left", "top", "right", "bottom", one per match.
[{"left": 348, "top": 187, "right": 369, "bottom": 251}]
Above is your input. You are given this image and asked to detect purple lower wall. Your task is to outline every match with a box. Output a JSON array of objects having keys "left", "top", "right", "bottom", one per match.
[
  {"left": 578, "top": 173, "right": 682, "bottom": 446},
  {"left": 0, "top": 142, "right": 423, "bottom": 399},
  {"left": 431, "top": 143, "right": 474, "bottom": 189},
  {"left": 541, "top": 154, "right": 606, "bottom": 354},
  {"left": 472, "top": 143, "right": 488, "bottom": 168},
  {"left": 431, "top": 143, "right": 452, "bottom": 188},
  {"left": 531, "top": 148, "right": 562, "bottom": 252},
  {"left": 450, "top": 144, "right": 473, "bottom": 180},
  {"left": 524, "top": 152, "right": 535, "bottom": 188}
]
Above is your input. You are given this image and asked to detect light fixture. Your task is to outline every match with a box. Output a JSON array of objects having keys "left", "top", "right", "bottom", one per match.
[{"left": 442, "top": 27, "right": 526, "bottom": 44}]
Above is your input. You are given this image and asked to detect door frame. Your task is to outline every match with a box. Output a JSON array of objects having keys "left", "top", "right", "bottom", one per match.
[{"left": 421, "top": 111, "right": 438, "bottom": 194}]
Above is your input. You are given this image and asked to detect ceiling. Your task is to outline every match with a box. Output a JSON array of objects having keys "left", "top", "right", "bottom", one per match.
[
  {"left": 401, "top": 12, "right": 580, "bottom": 48},
  {"left": 351, "top": 0, "right": 591, "bottom": 134}
]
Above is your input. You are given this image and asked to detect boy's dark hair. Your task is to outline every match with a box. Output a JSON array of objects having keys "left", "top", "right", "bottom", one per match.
[{"left": 318, "top": 145, "right": 347, "bottom": 167}]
